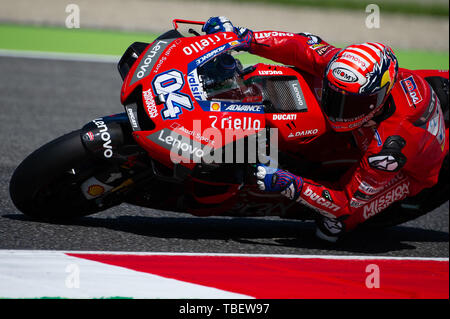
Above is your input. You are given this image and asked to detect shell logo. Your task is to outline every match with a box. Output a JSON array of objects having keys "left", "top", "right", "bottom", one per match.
[
  {"left": 87, "top": 185, "right": 105, "bottom": 197},
  {"left": 229, "top": 40, "right": 240, "bottom": 47},
  {"left": 210, "top": 102, "right": 221, "bottom": 112}
]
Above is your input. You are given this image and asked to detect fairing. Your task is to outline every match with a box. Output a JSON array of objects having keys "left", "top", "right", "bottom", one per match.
[{"left": 119, "top": 30, "right": 328, "bottom": 171}]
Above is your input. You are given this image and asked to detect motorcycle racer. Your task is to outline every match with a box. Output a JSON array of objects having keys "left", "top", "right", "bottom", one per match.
[{"left": 202, "top": 17, "right": 449, "bottom": 242}]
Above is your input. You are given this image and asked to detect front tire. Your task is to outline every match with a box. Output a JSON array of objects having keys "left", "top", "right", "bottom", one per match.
[{"left": 9, "top": 130, "right": 110, "bottom": 219}]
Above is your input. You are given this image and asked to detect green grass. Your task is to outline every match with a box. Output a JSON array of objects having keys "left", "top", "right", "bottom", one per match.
[
  {"left": 394, "top": 50, "right": 449, "bottom": 70},
  {"left": 236, "top": 51, "right": 449, "bottom": 70},
  {"left": 0, "top": 24, "right": 158, "bottom": 56},
  {"left": 0, "top": 24, "right": 448, "bottom": 69},
  {"left": 1, "top": 296, "right": 133, "bottom": 299}
]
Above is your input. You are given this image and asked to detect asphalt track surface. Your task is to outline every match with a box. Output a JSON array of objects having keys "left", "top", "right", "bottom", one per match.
[{"left": 0, "top": 56, "right": 448, "bottom": 257}]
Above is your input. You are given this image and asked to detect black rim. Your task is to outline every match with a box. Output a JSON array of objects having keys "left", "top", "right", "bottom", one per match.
[{"left": 32, "top": 160, "right": 100, "bottom": 216}]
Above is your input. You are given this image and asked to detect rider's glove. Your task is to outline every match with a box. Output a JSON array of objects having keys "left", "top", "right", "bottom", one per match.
[
  {"left": 202, "top": 16, "right": 253, "bottom": 51},
  {"left": 255, "top": 164, "right": 303, "bottom": 201}
]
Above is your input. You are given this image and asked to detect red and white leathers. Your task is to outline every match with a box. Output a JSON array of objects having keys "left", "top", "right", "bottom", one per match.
[{"left": 250, "top": 31, "right": 449, "bottom": 237}]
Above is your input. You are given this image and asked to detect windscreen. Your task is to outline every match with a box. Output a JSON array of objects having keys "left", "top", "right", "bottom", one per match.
[{"left": 197, "top": 54, "right": 263, "bottom": 103}]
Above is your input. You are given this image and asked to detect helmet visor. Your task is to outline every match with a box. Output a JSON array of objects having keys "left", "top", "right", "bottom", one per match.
[{"left": 321, "top": 79, "right": 389, "bottom": 124}]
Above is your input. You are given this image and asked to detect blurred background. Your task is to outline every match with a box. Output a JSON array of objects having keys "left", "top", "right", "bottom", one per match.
[
  {"left": 0, "top": 0, "right": 448, "bottom": 68},
  {"left": 0, "top": 1, "right": 448, "bottom": 262}
]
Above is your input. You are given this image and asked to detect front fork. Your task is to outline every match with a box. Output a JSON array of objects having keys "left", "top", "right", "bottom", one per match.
[
  {"left": 79, "top": 113, "right": 153, "bottom": 206},
  {"left": 78, "top": 113, "right": 259, "bottom": 210}
]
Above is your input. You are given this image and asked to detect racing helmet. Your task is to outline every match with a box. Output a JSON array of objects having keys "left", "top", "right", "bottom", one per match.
[{"left": 321, "top": 42, "right": 398, "bottom": 131}]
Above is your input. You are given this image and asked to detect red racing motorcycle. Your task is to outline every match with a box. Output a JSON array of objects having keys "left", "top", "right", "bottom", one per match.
[{"left": 9, "top": 20, "right": 449, "bottom": 229}]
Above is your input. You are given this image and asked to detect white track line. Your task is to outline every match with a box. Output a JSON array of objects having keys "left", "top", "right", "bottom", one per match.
[
  {"left": 1, "top": 250, "right": 447, "bottom": 261},
  {"left": 0, "top": 49, "right": 254, "bottom": 66},
  {"left": 0, "top": 250, "right": 251, "bottom": 299},
  {"left": 0, "top": 49, "right": 119, "bottom": 63},
  {"left": 0, "top": 250, "right": 446, "bottom": 298}
]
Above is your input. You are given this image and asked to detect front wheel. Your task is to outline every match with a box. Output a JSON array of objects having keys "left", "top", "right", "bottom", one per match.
[{"left": 9, "top": 130, "right": 117, "bottom": 219}]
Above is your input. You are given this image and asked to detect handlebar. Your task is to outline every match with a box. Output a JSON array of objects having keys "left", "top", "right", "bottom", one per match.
[{"left": 172, "top": 19, "right": 206, "bottom": 30}]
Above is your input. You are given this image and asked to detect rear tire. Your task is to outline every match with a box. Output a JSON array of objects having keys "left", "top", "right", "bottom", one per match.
[{"left": 9, "top": 130, "right": 109, "bottom": 219}]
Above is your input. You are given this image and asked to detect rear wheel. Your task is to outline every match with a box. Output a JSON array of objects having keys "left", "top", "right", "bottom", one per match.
[{"left": 9, "top": 130, "right": 117, "bottom": 219}]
